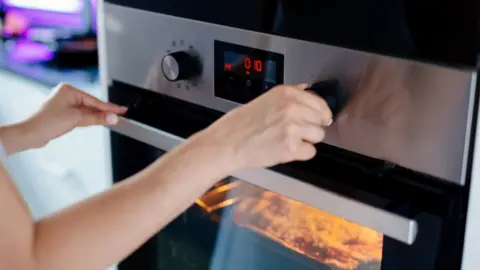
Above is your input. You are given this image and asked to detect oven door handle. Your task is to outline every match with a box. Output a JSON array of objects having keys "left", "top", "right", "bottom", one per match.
[{"left": 110, "top": 117, "right": 418, "bottom": 245}]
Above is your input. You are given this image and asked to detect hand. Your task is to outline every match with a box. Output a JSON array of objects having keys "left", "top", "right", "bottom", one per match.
[
  {"left": 31, "top": 83, "right": 128, "bottom": 147},
  {"left": 2, "top": 83, "right": 127, "bottom": 154},
  {"left": 197, "top": 84, "right": 333, "bottom": 171}
]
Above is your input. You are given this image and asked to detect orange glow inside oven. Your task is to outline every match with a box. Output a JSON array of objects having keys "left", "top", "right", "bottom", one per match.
[{"left": 196, "top": 181, "right": 383, "bottom": 270}]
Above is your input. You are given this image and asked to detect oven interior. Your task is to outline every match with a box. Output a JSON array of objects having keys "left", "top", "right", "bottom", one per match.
[
  {"left": 109, "top": 81, "right": 469, "bottom": 270},
  {"left": 159, "top": 177, "right": 384, "bottom": 270}
]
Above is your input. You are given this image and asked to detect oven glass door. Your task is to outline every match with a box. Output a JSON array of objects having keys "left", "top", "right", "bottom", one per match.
[{"left": 136, "top": 176, "right": 384, "bottom": 270}]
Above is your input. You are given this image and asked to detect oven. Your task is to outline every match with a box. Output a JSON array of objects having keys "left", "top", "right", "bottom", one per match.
[{"left": 98, "top": 0, "right": 480, "bottom": 269}]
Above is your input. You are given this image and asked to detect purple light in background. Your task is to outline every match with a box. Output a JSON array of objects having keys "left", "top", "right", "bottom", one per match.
[
  {"left": 91, "top": 0, "right": 97, "bottom": 33},
  {"left": 4, "top": 8, "right": 84, "bottom": 30},
  {"left": 2, "top": 0, "right": 98, "bottom": 35},
  {"left": 7, "top": 40, "right": 54, "bottom": 63},
  {"left": 4, "top": 0, "right": 83, "bottom": 13}
]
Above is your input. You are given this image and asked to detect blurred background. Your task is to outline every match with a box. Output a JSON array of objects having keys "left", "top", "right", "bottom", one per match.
[
  {"left": 0, "top": 1, "right": 113, "bottom": 258},
  {"left": 0, "top": 0, "right": 98, "bottom": 85}
]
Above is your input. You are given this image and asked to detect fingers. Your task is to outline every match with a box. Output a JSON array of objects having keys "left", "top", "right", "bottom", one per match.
[
  {"left": 300, "top": 124, "right": 326, "bottom": 144},
  {"left": 278, "top": 84, "right": 333, "bottom": 126},
  {"left": 278, "top": 122, "right": 325, "bottom": 164},
  {"left": 296, "top": 90, "right": 333, "bottom": 125},
  {"left": 295, "top": 83, "right": 310, "bottom": 90},
  {"left": 295, "top": 142, "right": 317, "bottom": 161},
  {"left": 56, "top": 83, "right": 127, "bottom": 114},
  {"left": 295, "top": 104, "right": 331, "bottom": 127},
  {"left": 78, "top": 109, "right": 120, "bottom": 127},
  {"left": 81, "top": 94, "right": 128, "bottom": 114},
  {"left": 275, "top": 85, "right": 333, "bottom": 163}
]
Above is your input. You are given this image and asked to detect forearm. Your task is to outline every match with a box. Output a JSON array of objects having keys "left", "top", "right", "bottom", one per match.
[
  {"left": 32, "top": 133, "right": 233, "bottom": 270},
  {"left": 0, "top": 121, "right": 39, "bottom": 156}
]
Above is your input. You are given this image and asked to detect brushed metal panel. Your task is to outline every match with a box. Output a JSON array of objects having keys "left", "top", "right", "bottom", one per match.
[{"left": 102, "top": 3, "right": 476, "bottom": 185}]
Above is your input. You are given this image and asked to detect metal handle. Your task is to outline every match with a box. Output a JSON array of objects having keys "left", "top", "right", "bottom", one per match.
[{"left": 110, "top": 117, "right": 418, "bottom": 245}]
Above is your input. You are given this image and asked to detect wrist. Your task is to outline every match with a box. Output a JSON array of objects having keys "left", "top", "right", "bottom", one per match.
[
  {"left": 0, "top": 121, "right": 42, "bottom": 155},
  {"left": 186, "top": 130, "right": 241, "bottom": 178},
  {"left": 0, "top": 123, "right": 26, "bottom": 155}
]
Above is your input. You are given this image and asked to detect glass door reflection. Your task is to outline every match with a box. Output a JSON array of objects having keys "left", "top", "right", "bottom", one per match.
[{"left": 155, "top": 178, "right": 383, "bottom": 270}]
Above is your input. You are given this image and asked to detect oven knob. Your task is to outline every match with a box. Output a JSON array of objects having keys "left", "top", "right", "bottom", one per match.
[
  {"left": 307, "top": 79, "right": 348, "bottom": 117},
  {"left": 161, "top": 51, "right": 201, "bottom": 82}
]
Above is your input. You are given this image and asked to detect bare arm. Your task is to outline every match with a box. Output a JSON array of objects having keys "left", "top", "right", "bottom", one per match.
[
  {"left": 0, "top": 121, "right": 36, "bottom": 155},
  {"left": 0, "top": 131, "right": 231, "bottom": 270},
  {"left": 0, "top": 148, "right": 35, "bottom": 270},
  {"left": 33, "top": 133, "right": 232, "bottom": 270},
  {"left": 0, "top": 83, "right": 331, "bottom": 270}
]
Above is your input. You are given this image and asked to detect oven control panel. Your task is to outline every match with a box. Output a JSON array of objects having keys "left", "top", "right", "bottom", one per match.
[
  {"left": 159, "top": 41, "right": 348, "bottom": 117},
  {"left": 161, "top": 51, "right": 202, "bottom": 82},
  {"left": 213, "top": 41, "right": 284, "bottom": 104}
]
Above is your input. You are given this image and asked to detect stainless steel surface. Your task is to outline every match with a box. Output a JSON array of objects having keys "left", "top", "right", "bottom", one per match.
[
  {"left": 161, "top": 55, "right": 180, "bottom": 81},
  {"left": 103, "top": 4, "right": 476, "bottom": 185},
  {"left": 110, "top": 116, "right": 419, "bottom": 245},
  {"left": 462, "top": 75, "right": 480, "bottom": 270}
]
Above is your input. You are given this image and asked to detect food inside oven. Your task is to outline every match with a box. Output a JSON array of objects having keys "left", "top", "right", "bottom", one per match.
[{"left": 192, "top": 178, "right": 383, "bottom": 270}]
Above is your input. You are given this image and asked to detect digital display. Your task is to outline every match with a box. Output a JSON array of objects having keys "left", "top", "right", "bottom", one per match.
[
  {"left": 223, "top": 51, "right": 277, "bottom": 84},
  {"left": 215, "top": 40, "right": 284, "bottom": 104}
]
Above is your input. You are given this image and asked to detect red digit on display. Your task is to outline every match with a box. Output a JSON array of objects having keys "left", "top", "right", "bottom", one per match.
[
  {"left": 254, "top": 60, "right": 263, "bottom": 72},
  {"left": 244, "top": 57, "right": 252, "bottom": 70}
]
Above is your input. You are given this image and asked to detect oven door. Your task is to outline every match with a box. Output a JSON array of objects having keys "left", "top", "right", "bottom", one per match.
[{"left": 108, "top": 81, "right": 467, "bottom": 270}]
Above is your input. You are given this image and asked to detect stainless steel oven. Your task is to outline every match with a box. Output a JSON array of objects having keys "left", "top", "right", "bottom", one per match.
[{"left": 98, "top": 0, "right": 480, "bottom": 269}]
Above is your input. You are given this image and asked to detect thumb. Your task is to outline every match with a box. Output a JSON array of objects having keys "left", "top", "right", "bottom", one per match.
[{"left": 78, "top": 111, "right": 119, "bottom": 127}]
